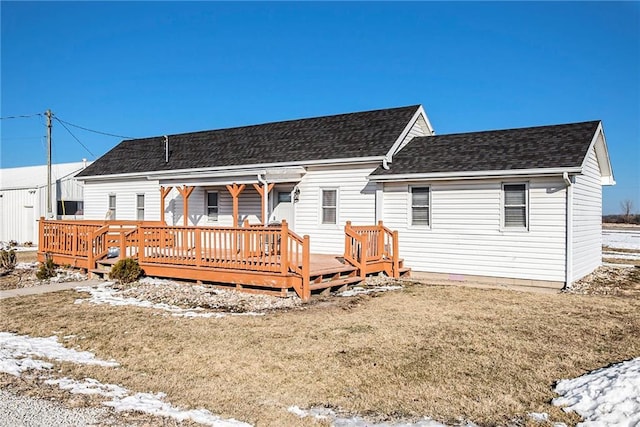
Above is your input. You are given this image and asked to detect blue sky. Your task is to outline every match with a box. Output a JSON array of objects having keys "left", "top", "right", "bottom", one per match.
[{"left": 1, "top": 1, "right": 638, "bottom": 214}]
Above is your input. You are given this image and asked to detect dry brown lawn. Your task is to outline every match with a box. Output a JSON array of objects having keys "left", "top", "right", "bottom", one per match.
[{"left": 1, "top": 282, "right": 639, "bottom": 426}]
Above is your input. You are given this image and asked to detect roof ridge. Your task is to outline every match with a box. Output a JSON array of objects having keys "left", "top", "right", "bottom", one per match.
[
  {"left": 125, "top": 104, "right": 422, "bottom": 142},
  {"left": 426, "top": 120, "right": 601, "bottom": 139}
]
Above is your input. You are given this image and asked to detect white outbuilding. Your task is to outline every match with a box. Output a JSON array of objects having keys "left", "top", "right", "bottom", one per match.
[{"left": 0, "top": 161, "right": 90, "bottom": 245}]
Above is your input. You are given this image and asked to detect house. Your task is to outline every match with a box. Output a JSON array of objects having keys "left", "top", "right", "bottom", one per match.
[
  {"left": 74, "top": 105, "right": 614, "bottom": 289},
  {"left": 0, "top": 161, "right": 90, "bottom": 245}
]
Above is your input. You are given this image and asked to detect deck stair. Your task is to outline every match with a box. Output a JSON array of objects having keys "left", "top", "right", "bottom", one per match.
[{"left": 90, "top": 256, "right": 120, "bottom": 278}]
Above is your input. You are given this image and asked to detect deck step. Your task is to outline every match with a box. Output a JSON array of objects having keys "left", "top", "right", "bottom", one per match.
[
  {"left": 309, "top": 264, "right": 357, "bottom": 277},
  {"left": 309, "top": 276, "right": 362, "bottom": 291}
]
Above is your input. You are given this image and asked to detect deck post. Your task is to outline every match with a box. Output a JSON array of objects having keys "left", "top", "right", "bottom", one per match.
[
  {"left": 360, "top": 232, "right": 368, "bottom": 280},
  {"left": 72, "top": 225, "right": 78, "bottom": 257},
  {"left": 177, "top": 186, "right": 195, "bottom": 226},
  {"left": 252, "top": 183, "right": 274, "bottom": 225},
  {"left": 119, "top": 229, "right": 126, "bottom": 259},
  {"left": 194, "top": 228, "right": 202, "bottom": 267},
  {"left": 159, "top": 186, "right": 173, "bottom": 225},
  {"left": 138, "top": 225, "right": 145, "bottom": 262},
  {"left": 38, "top": 217, "right": 45, "bottom": 255},
  {"left": 280, "top": 220, "right": 289, "bottom": 275},
  {"left": 226, "top": 183, "right": 246, "bottom": 227},
  {"left": 301, "top": 235, "right": 311, "bottom": 301},
  {"left": 344, "top": 221, "right": 352, "bottom": 261},
  {"left": 377, "top": 221, "right": 385, "bottom": 260},
  {"left": 392, "top": 230, "right": 400, "bottom": 278}
]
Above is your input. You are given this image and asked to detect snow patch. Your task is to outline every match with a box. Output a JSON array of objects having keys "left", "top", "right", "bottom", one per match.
[
  {"left": 602, "top": 229, "right": 640, "bottom": 250},
  {"left": 337, "top": 285, "right": 402, "bottom": 297},
  {"left": 1, "top": 333, "right": 252, "bottom": 426},
  {"left": 553, "top": 357, "right": 640, "bottom": 426},
  {"left": 14, "top": 262, "right": 39, "bottom": 270},
  {"left": 0, "top": 332, "right": 118, "bottom": 376},
  {"left": 75, "top": 282, "right": 263, "bottom": 318}
]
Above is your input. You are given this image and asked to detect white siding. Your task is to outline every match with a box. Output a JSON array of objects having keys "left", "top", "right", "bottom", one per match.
[
  {"left": 294, "top": 164, "right": 377, "bottom": 254},
  {"left": 0, "top": 188, "right": 39, "bottom": 244},
  {"left": 572, "top": 146, "right": 602, "bottom": 281},
  {"left": 84, "top": 179, "right": 161, "bottom": 221},
  {"left": 383, "top": 177, "right": 568, "bottom": 282}
]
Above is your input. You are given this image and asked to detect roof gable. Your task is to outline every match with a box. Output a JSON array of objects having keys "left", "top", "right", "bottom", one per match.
[
  {"left": 371, "top": 120, "right": 604, "bottom": 178},
  {"left": 77, "top": 105, "right": 420, "bottom": 178}
]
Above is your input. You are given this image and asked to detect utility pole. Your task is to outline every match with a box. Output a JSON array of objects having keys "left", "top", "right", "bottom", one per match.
[{"left": 46, "top": 109, "right": 53, "bottom": 218}]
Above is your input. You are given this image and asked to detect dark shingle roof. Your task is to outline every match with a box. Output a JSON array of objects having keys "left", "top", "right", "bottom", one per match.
[
  {"left": 77, "top": 105, "right": 420, "bottom": 177},
  {"left": 371, "top": 120, "right": 600, "bottom": 176}
]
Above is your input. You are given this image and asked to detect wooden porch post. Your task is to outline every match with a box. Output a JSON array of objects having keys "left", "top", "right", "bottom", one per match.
[
  {"left": 159, "top": 186, "right": 173, "bottom": 225},
  {"left": 176, "top": 186, "right": 195, "bottom": 226},
  {"left": 226, "top": 183, "right": 246, "bottom": 227},
  {"left": 252, "top": 183, "right": 274, "bottom": 225}
]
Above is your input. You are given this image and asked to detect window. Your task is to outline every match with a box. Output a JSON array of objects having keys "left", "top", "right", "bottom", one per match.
[
  {"left": 57, "top": 200, "right": 83, "bottom": 216},
  {"left": 321, "top": 189, "right": 337, "bottom": 224},
  {"left": 411, "top": 186, "right": 430, "bottom": 226},
  {"left": 136, "top": 194, "right": 145, "bottom": 221},
  {"left": 278, "top": 192, "right": 291, "bottom": 203},
  {"left": 108, "top": 194, "right": 116, "bottom": 220},
  {"left": 503, "top": 183, "right": 528, "bottom": 228},
  {"left": 206, "top": 191, "right": 218, "bottom": 221}
]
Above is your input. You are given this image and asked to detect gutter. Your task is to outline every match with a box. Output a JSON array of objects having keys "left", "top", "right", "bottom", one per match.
[
  {"left": 563, "top": 172, "right": 573, "bottom": 288},
  {"left": 368, "top": 167, "right": 584, "bottom": 182},
  {"left": 77, "top": 156, "right": 386, "bottom": 182}
]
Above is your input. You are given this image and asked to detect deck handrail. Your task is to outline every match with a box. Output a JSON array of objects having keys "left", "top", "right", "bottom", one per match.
[
  {"left": 344, "top": 221, "right": 400, "bottom": 279},
  {"left": 284, "top": 225, "right": 310, "bottom": 301}
]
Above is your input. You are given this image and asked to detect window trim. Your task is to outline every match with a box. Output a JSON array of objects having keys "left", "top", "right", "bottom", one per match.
[
  {"left": 206, "top": 191, "right": 219, "bottom": 222},
  {"left": 320, "top": 188, "right": 338, "bottom": 226},
  {"left": 501, "top": 182, "right": 529, "bottom": 231},
  {"left": 136, "top": 194, "right": 145, "bottom": 221},
  {"left": 409, "top": 185, "right": 431, "bottom": 228}
]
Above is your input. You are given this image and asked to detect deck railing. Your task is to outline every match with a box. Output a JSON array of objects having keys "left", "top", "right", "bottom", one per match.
[
  {"left": 38, "top": 218, "right": 312, "bottom": 299},
  {"left": 344, "top": 221, "right": 400, "bottom": 278}
]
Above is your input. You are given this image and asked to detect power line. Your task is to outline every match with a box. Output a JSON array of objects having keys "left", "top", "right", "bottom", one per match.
[
  {"left": 0, "top": 113, "right": 43, "bottom": 120},
  {"left": 53, "top": 117, "right": 97, "bottom": 158},
  {"left": 55, "top": 116, "right": 135, "bottom": 139}
]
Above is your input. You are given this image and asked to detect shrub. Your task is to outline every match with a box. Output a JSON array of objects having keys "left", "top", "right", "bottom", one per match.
[
  {"left": 0, "top": 249, "right": 17, "bottom": 273},
  {"left": 36, "top": 254, "right": 57, "bottom": 280},
  {"left": 109, "top": 258, "right": 143, "bottom": 284}
]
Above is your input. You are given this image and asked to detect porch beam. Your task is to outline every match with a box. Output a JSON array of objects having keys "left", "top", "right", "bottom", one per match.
[
  {"left": 159, "top": 186, "right": 173, "bottom": 225},
  {"left": 177, "top": 185, "right": 195, "bottom": 226},
  {"left": 252, "top": 183, "right": 274, "bottom": 225},
  {"left": 226, "top": 183, "right": 246, "bottom": 227}
]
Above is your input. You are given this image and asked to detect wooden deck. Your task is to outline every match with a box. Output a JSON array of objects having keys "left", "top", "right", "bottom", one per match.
[{"left": 37, "top": 219, "right": 408, "bottom": 301}]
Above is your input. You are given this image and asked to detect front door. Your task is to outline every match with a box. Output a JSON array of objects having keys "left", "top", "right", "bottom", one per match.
[{"left": 271, "top": 190, "right": 294, "bottom": 228}]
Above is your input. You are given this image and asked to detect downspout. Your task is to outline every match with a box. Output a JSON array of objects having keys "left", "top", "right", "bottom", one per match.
[
  {"left": 563, "top": 172, "right": 573, "bottom": 288},
  {"left": 257, "top": 173, "right": 269, "bottom": 226}
]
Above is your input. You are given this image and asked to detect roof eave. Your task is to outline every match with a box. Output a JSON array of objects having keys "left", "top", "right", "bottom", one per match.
[
  {"left": 77, "top": 156, "right": 386, "bottom": 182},
  {"left": 368, "top": 167, "right": 584, "bottom": 182}
]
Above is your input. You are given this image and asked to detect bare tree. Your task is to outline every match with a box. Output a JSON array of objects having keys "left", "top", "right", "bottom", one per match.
[{"left": 621, "top": 199, "right": 634, "bottom": 223}]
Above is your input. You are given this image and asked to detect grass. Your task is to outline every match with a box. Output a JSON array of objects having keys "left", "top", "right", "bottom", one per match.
[{"left": 1, "top": 283, "right": 639, "bottom": 426}]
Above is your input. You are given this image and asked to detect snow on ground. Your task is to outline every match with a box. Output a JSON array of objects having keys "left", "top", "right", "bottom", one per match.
[
  {"left": 75, "top": 282, "right": 263, "bottom": 318},
  {"left": 0, "top": 332, "right": 118, "bottom": 376},
  {"left": 552, "top": 357, "right": 640, "bottom": 426},
  {"left": 14, "top": 262, "right": 39, "bottom": 270},
  {"left": 602, "top": 250, "right": 640, "bottom": 260},
  {"left": 337, "top": 285, "right": 403, "bottom": 297},
  {"left": 0, "top": 332, "right": 251, "bottom": 426},
  {"left": 602, "top": 229, "right": 640, "bottom": 250}
]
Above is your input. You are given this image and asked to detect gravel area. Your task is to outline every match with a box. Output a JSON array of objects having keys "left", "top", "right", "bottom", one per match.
[{"left": 0, "top": 389, "right": 110, "bottom": 427}]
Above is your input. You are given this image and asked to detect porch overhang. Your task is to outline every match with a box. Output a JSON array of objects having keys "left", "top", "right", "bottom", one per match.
[{"left": 154, "top": 166, "right": 306, "bottom": 187}]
